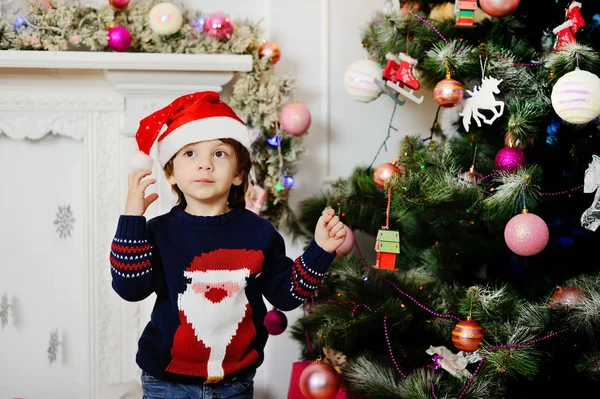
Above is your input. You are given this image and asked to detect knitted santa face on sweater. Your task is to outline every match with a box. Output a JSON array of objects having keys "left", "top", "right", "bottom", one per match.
[{"left": 130, "top": 91, "right": 251, "bottom": 170}]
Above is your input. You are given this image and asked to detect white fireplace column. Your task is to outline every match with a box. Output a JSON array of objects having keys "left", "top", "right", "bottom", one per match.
[{"left": 0, "top": 50, "right": 252, "bottom": 399}]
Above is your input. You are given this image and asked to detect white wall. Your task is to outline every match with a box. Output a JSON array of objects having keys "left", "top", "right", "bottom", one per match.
[{"left": 0, "top": 1, "right": 439, "bottom": 398}]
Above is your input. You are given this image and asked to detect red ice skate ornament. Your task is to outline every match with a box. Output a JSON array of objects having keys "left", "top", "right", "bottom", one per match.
[{"left": 378, "top": 52, "right": 424, "bottom": 104}]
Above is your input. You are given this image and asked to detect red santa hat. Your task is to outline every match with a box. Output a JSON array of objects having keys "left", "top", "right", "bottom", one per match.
[
  {"left": 129, "top": 91, "right": 251, "bottom": 170},
  {"left": 184, "top": 249, "right": 264, "bottom": 283}
]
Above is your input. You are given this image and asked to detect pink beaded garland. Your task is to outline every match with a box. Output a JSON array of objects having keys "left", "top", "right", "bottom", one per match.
[
  {"left": 107, "top": 26, "right": 132, "bottom": 52},
  {"left": 203, "top": 12, "right": 234, "bottom": 41},
  {"left": 494, "top": 146, "right": 525, "bottom": 172},
  {"left": 280, "top": 103, "right": 311, "bottom": 135},
  {"left": 504, "top": 211, "right": 549, "bottom": 256},
  {"left": 433, "top": 77, "right": 464, "bottom": 108}
]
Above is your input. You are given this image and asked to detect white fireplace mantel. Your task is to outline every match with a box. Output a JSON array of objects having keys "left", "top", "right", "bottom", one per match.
[
  {"left": 0, "top": 50, "right": 253, "bottom": 137},
  {"left": 0, "top": 50, "right": 252, "bottom": 399}
]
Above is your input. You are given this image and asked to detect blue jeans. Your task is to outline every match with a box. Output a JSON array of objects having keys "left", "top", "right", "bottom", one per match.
[{"left": 141, "top": 369, "right": 255, "bottom": 399}]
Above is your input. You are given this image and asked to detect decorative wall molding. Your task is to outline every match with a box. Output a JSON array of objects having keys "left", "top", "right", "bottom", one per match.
[
  {"left": 0, "top": 112, "right": 90, "bottom": 140},
  {"left": 0, "top": 51, "right": 253, "bottom": 138},
  {"left": 0, "top": 51, "right": 252, "bottom": 399}
]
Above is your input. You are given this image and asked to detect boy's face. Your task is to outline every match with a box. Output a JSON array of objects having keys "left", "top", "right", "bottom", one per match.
[{"left": 166, "top": 139, "right": 242, "bottom": 207}]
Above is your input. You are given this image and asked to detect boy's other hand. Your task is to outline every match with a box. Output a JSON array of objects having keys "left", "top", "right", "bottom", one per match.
[
  {"left": 314, "top": 207, "right": 347, "bottom": 253},
  {"left": 125, "top": 169, "right": 159, "bottom": 216}
]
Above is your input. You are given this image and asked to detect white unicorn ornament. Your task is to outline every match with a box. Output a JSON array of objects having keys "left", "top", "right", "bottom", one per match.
[
  {"left": 459, "top": 76, "right": 505, "bottom": 132},
  {"left": 581, "top": 155, "right": 600, "bottom": 231}
]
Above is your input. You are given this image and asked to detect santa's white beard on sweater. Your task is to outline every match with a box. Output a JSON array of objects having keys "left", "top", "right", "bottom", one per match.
[{"left": 178, "top": 284, "right": 250, "bottom": 377}]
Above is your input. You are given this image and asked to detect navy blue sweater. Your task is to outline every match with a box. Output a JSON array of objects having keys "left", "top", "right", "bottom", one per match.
[{"left": 109, "top": 205, "right": 335, "bottom": 383}]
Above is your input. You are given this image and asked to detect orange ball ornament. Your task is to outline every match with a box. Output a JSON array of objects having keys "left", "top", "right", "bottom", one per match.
[
  {"left": 259, "top": 41, "right": 281, "bottom": 65},
  {"left": 452, "top": 317, "right": 484, "bottom": 352},
  {"left": 433, "top": 77, "right": 464, "bottom": 108},
  {"left": 373, "top": 162, "right": 403, "bottom": 189},
  {"left": 299, "top": 360, "right": 341, "bottom": 399}
]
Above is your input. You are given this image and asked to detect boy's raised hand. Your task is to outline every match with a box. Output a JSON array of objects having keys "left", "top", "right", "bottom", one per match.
[
  {"left": 125, "top": 169, "right": 159, "bottom": 216},
  {"left": 314, "top": 207, "right": 347, "bottom": 253}
]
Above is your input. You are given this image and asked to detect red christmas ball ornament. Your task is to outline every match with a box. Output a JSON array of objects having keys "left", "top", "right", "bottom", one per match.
[
  {"left": 479, "top": 0, "right": 520, "bottom": 18},
  {"left": 494, "top": 146, "right": 525, "bottom": 172},
  {"left": 259, "top": 41, "right": 281, "bottom": 65},
  {"left": 433, "top": 77, "right": 464, "bottom": 107},
  {"left": 504, "top": 209, "right": 549, "bottom": 256},
  {"left": 280, "top": 102, "right": 311, "bottom": 135},
  {"left": 109, "top": 0, "right": 130, "bottom": 8},
  {"left": 264, "top": 307, "right": 288, "bottom": 335},
  {"left": 203, "top": 12, "right": 234, "bottom": 41},
  {"left": 452, "top": 317, "right": 484, "bottom": 352},
  {"left": 373, "top": 162, "right": 403, "bottom": 189},
  {"left": 299, "top": 360, "right": 341, "bottom": 399},
  {"left": 335, "top": 225, "right": 354, "bottom": 258},
  {"left": 549, "top": 286, "right": 587, "bottom": 307}
]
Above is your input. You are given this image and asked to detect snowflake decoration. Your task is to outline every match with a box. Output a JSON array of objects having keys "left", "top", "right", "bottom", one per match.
[
  {"left": 48, "top": 329, "right": 60, "bottom": 364},
  {"left": 0, "top": 293, "right": 9, "bottom": 329},
  {"left": 54, "top": 205, "right": 75, "bottom": 238}
]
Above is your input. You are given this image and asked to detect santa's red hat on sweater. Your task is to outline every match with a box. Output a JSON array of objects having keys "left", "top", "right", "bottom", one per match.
[{"left": 129, "top": 91, "right": 251, "bottom": 170}]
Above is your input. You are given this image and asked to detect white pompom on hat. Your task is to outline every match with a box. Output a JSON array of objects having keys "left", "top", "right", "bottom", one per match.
[{"left": 129, "top": 91, "right": 251, "bottom": 170}]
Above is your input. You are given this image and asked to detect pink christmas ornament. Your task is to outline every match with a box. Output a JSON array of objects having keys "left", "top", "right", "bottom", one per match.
[
  {"left": 335, "top": 225, "right": 354, "bottom": 258},
  {"left": 479, "top": 0, "right": 520, "bottom": 18},
  {"left": 203, "top": 12, "right": 234, "bottom": 41},
  {"left": 107, "top": 26, "right": 132, "bottom": 52},
  {"left": 494, "top": 146, "right": 525, "bottom": 172},
  {"left": 280, "top": 103, "right": 312, "bottom": 135},
  {"left": 504, "top": 210, "right": 549, "bottom": 256},
  {"left": 109, "top": 0, "right": 130, "bottom": 8},
  {"left": 264, "top": 308, "right": 287, "bottom": 335}
]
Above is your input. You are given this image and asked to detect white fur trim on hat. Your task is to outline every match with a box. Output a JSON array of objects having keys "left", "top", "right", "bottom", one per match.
[
  {"left": 184, "top": 269, "right": 250, "bottom": 283},
  {"left": 569, "top": 2, "right": 581, "bottom": 10},
  {"left": 158, "top": 117, "right": 250, "bottom": 168},
  {"left": 129, "top": 150, "right": 154, "bottom": 171}
]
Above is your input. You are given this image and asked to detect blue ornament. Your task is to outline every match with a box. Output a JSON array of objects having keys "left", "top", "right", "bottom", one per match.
[
  {"left": 555, "top": 236, "right": 575, "bottom": 248},
  {"left": 592, "top": 14, "right": 600, "bottom": 27},
  {"left": 192, "top": 17, "right": 205, "bottom": 30},
  {"left": 13, "top": 15, "right": 27, "bottom": 31},
  {"left": 267, "top": 135, "right": 280, "bottom": 146},
  {"left": 282, "top": 175, "right": 295, "bottom": 188},
  {"left": 546, "top": 119, "right": 561, "bottom": 145}
]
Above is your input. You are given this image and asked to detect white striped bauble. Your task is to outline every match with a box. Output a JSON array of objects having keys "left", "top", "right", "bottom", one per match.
[
  {"left": 343, "top": 59, "right": 382, "bottom": 103},
  {"left": 551, "top": 69, "right": 600, "bottom": 124}
]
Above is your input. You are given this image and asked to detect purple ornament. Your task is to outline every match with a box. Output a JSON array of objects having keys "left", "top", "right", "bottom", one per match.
[
  {"left": 428, "top": 354, "right": 444, "bottom": 370},
  {"left": 282, "top": 175, "right": 295, "bottom": 189},
  {"left": 203, "top": 12, "right": 234, "bottom": 41},
  {"left": 264, "top": 308, "right": 287, "bottom": 335},
  {"left": 494, "top": 146, "right": 525, "bottom": 172},
  {"left": 107, "top": 26, "right": 132, "bottom": 52}
]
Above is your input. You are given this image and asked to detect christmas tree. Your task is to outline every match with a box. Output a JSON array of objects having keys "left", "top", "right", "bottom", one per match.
[{"left": 291, "top": 1, "right": 600, "bottom": 398}]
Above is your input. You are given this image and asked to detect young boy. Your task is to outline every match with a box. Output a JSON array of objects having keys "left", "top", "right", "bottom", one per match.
[{"left": 110, "top": 91, "right": 346, "bottom": 398}]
